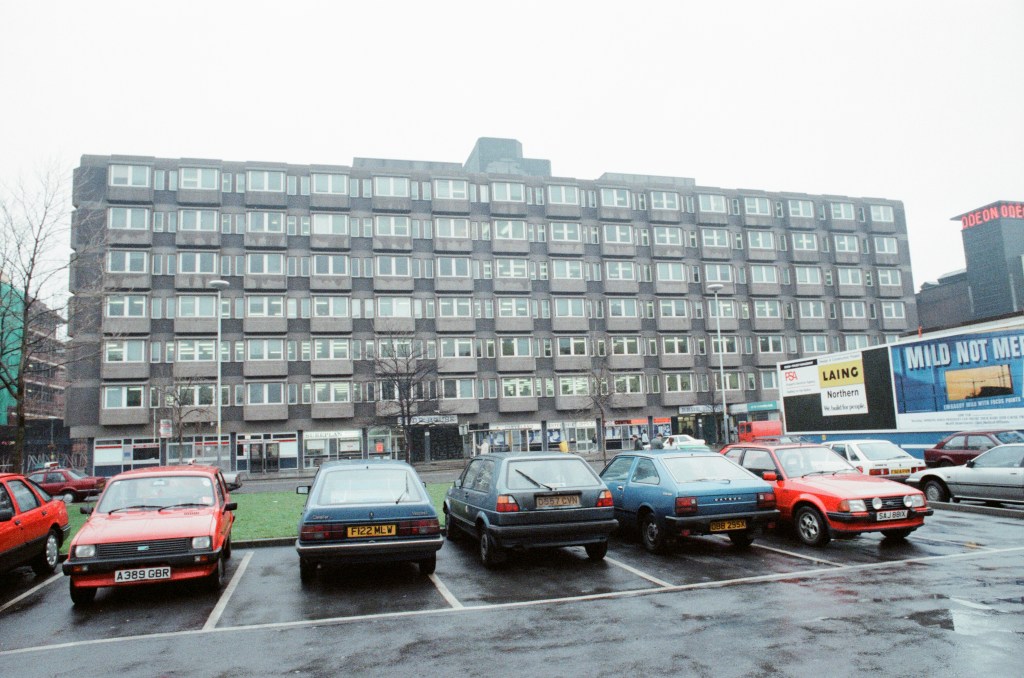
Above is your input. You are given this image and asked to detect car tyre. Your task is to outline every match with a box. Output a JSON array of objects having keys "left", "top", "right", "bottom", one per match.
[
  {"left": 882, "top": 528, "right": 914, "bottom": 540},
  {"left": 299, "top": 558, "right": 316, "bottom": 584},
  {"left": 478, "top": 529, "right": 505, "bottom": 568},
  {"left": 31, "top": 529, "right": 61, "bottom": 575},
  {"left": 70, "top": 582, "right": 97, "bottom": 606},
  {"left": 444, "top": 508, "right": 461, "bottom": 542},
  {"left": 223, "top": 535, "right": 232, "bottom": 560},
  {"left": 418, "top": 555, "right": 437, "bottom": 575},
  {"left": 794, "top": 506, "right": 831, "bottom": 547},
  {"left": 728, "top": 531, "right": 755, "bottom": 548},
  {"left": 203, "top": 555, "right": 224, "bottom": 592},
  {"left": 60, "top": 491, "right": 77, "bottom": 504},
  {"left": 640, "top": 512, "right": 667, "bottom": 554},
  {"left": 584, "top": 541, "right": 608, "bottom": 561},
  {"left": 923, "top": 479, "right": 950, "bottom": 503}
]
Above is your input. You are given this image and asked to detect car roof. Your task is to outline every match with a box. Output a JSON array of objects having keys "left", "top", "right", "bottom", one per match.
[
  {"left": 479, "top": 452, "right": 586, "bottom": 462},
  {"left": 615, "top": 449, "right": 719, "bottom": 459},
  {"left": 827, "top": 439, "right": 902, "bottom": 445},
  {"left": 108, "top": 465, "right": 223, "bottom": 479},
  {"left": 319, "top": 458, "right": 413, "bottom": 470},
  {"left": 728, "top": 442, "right": 829, "bottom": 451}
]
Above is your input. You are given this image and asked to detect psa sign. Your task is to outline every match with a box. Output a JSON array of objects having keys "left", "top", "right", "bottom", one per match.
[{"left": 960, "top": 201, "right": 1024, "bottom": 230}]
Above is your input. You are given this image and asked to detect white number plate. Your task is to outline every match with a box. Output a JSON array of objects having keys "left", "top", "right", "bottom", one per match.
[
  {"left": 114, "top": 566, "right": 172, "bottom": 583},
  {"left": 876, "top": 510, "right": 908, "bottom": 521}
]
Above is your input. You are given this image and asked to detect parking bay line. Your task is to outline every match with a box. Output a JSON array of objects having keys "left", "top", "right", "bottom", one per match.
[
  {"left": 752, "top": 543, "right": 844, "bottom": 567},
  {"left": 428, "top": 573, "right": 464, "bottom": 609},
  {"left": 604, "top": 557, "right": 674, "bottom": 588},
  {"left": 3, "top": 545, "right": 1023, "bottom": 658},
  {"left": 203, "top": 551, "right": 254, "bottom": 631},
  {"left": 0, "top": 573, "right": 62, "bottom": 615}
]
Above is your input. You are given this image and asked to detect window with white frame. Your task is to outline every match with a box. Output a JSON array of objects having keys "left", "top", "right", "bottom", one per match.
[
  {"left": 247, "top": 211, "right": 285, "bottom": 233},
  {"left": 108, "top": 207, "right": 149, "bottom": 230},
  {"left": 176, "top": 339, "right": 216, "bottom": 362},
  {"left": 754, "top": 299, "right": 782, "bottom": 318},
  {"left": 558, "top": 376, "right": 589, "bottom": 396},
  {"left": 877, "top": 268, "right": 902, "bottom": 286},
  {"left": 550, "top": 222, "right": 582, "bottom": 242},
  {"left": 608, "top": 298, "right": 639, "bottom": 318},
  {"left": 499, "top": 337, "right": 532, "bottom": 357},
  {"left": 373, "top": 176, "right": 409, "bottom": 197},
  {"left": 551, "top": 259, "right": 584, "bottom": 280},
  {"left": 312, "top": 296, "right": 350, "bottom": 318},
  {"left": 698, "top": 194, "right": 727, "bottom": 213},
  {"left": 713, "top": 372, "right": 742, "bottom": 391},
  {"left": 710, "top": 336, "right": 739, "bottom": 354},
  {"left": 659, "top": 298, "right": 688, "bottom": 318},
  {"left": 375, "top": 215, "right": 411, "bottom": 236},
  {"left": 870, "top": 205, "right": 895, "bottom": 222},
  {"left": 247, "top": 338, "right": 285, "bottom": 361},
  {"left": 834, "top": 234, "right": 859, "bottom": 253},
  {"left": 611, "top": 336, "right": 641, "bottom": 355},
  {"left": 758, "top": 335, "right": 785, "bottom": 353},
  {"left": 600, "top": 188, "right": 630, "bottom": 208},
  {"left": 312, "top": 254, "right": 349, "bottom": 276},
  {"left": 492, "top": 182, "right": 525, "bottom": 202},
  {"left": 312, "top": 173, "right": 349, "bottom": 195},
  {"left": 665, "top": 373, "right": 694, "bottom": 392},
  {"left": 104, "top": 385, "right": 145, "bottom": 408},
  {"left": 314, "top": 382, "right": 352, "bottom": 403},
  {"left": 376, "top": 255, "right": 411, "bottom": 277},
  {"left": 247, "top": 253, "right": 284, "bottom": 274},
  {"left": 247, "top": 382, "right": 285, "bottom": 405},
  {"left": 882, "top": 301, "right": 906, "bottom": 319},
  {"left": 613, "top": 374, "right": 644, "bottom": 394},
  {"left": 502, "top": 377, "right": 534, "bottom": 397},
  {"left": 792, "top": 232, "right": 818, "bottom": 250},
  {"left": 656, "top": 262, "right": 687, "bottom": 282},
  {"left": 837, "top": 267, "right": 863, "bottom": 285},
  {"left": 701, "top": 228, "right": 729, "bottom": 248},
  {"left": 109, "top": 165, "right": 149, "bottom": 187},
  {"left": 750, "top": 265, "right": 778, "bottom": 284},
  {"left": 495, "top": 258, "right": 529, "bottom": 279},
  {"left": 652, "top": 226, "right": 683, "bottom": 246},
  {"left": 845, "top": 335, "right": 870, "bottom": 350},
  {"left": 311, "top": 213, "right": 349, "bottom": 235},
  {"left": 554, "top": 297, "right": 586, "bottom": 317},
  {"left": 744, "top": 197, "right": 772, "bottom": 216},
  {"left": 438, "top": 297, "right": 472, "bottom": 318},
  {"left": 439, "top": 337, "right": 474, "bottom": 358},
  {"left": 313, "top": 338, "right": 351, "bottom": 360},
  {"left": 178, "top": 251, "right": 218, "bottom": 274},
  {"left": 830, "top": 202, "right": 855, "bottom": 220},
  {"left": 651, "top": 191, "right": 679, "bottom": 210},
  {"left": 106, "top": 295, "right": 147, "bottom": 317},
  {"left": 107, "top": 250, "right": 147, "bottom": 273},
  {"left": 761, "top": 370, "right": 778, "bottom": 390},
  {"left": 547, "top": 185, "right": 579, "bottom": 205},
  {"left": 441, "top": 378, "right": 475, "bottom": 399},
  {"left": 177, "top": 295, "right": 217, "bottom": 318},
  {"left": 437, "top": 256, "right": 471, "bottom": 278},
  {"left": 179, "top": 167, "right": 219, "bottom": 190},
  {"left": 603, "top": 223, "right": 633, "bottom": 244},
  {"left": 841, "top": 301, "right": 867, "bottom": 319},
  {"left": 747, "top": 231, "right": 775, "bottom": 250},
  {"left": 802, "top": 335, "right": 828, "bottom": 353},
  {"left": 247, "top": 295, "right": 285, "bottom": 317},
  {"left": 498, "top": 297, "right": 532, "bottom": 317},
  {"left": 557, "top": 336, "right": 588, "bottom": 356},
  {"left": 873, "top": 236, "right": 898, "bottom": 254},
  {"left": 704, "top": 263, "right": 733, "bottom": 283},
  {"left": 180, "top": 209, "right": 218, "bottom": 232},
  {"left": 794, "top": 265, "right": 822, "bottom": 285},
  {"left": 433, "top": 179, "right": 467, "bottom": 200},
  {"left": 378, "top": 338, "right": 414, "bottom": 359},
  {"left": 435, "top": 217, "right": 470, "bottom": 238},
  {"left": 708, "top": 298, "right": 736, "bottom": 319},
  {"left": 105, "top": 339, "right": 146, "bottom": 363},
  {"left": 663, "top": 336, "right": 691, "bottom": 355},
  {"left": 606, "top": 261, "right": 636, "bottom": 281},
  {"left": 788, "top": 199, "right": 814, "bottom": 218},
  {"left": 247, "top": 170, "right": 285, "bottom": 192},
  {"left": 494, "top": 220, "right": 528, "bottom": 241},
  {"left": 799, "top": 300, "right": 825, "bottom": 318},
  {"left": 376, "top": 296, "right": 413, "bottom": 318}
]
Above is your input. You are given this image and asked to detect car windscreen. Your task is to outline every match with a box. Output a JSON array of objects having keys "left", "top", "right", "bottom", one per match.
[
  {"left": 66, "top": 469, "right": 86, "bottom": 480},
  {"left": 506, "top": 458, "right": 600, "bottom": 490},
  {"left": 97, "top": 475, "right": 215, "bottom": 512},
  {"left": 776, "top": 446, "right": 856, "bottom": 477},
  {"left": 995, "top": 431, "right": 1024, "bottom": 444},
  {"left": 314, "top": 468, "right": 423, "bottom": 506},
  {"left": 662, "top": 455, "right": 755, "bottom": 483},
  {"left": 857, "top": 442, "right": 913, "bottom": 461}
]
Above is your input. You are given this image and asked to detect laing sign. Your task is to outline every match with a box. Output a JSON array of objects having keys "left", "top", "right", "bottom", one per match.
[
  {"left": 779, "top": 351, "right": 868, "bottom": 417},
  {"left": 960, "top": 201, "right": 1024, "bottom": 230}
]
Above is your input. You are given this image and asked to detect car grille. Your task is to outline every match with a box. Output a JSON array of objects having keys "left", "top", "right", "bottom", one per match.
[
  {"left": 872, "top": 496, "right": 906, "bottom": 511},
  {"left": 95, "top": 538, "right": 191, "bottom": 558}
]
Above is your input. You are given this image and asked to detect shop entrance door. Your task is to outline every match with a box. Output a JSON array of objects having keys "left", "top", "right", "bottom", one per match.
[{"left": 247, "top": 442, "right": 280, "bottom": 473}]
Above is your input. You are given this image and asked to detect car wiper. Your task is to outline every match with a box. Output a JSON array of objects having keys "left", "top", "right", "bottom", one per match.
[
  {"left": 158, "top": 502, "right": 210, "bottom": 511},
  {"left": 108, "top": 504, "right": 163, "bottom": 513},
  {"left": 693, "top": 478, "right": 732, "bottom": 483},
  {"left": 516, "top": 468, "right": 556, "bottom": 491},
  {"left": 802, "top": 470, "right": 833, "bottom": 477},
  {"left": 395, "top": 476, "right": 411, "bottom": 504}
]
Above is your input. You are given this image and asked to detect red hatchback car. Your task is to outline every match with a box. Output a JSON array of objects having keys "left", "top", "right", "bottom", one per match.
[
  {"left": 63, "top": 465, "right": 236, "bottom": 605},
  {"left": 1, "top": 473, "right": 70, "bottom": 576},
  {"left": 923, "top": 430, "right": 1024, "bottom": 468},
  {"left": 721, "top": 443, "right": 932, "bottom": 546},
  {"left": 27, "top": 465, "right": 106, "bottom": 503}
]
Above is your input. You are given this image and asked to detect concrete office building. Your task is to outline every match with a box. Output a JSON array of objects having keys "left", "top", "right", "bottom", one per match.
[{"left": 67, "top": 139, "right": 916, "bottom": 475}]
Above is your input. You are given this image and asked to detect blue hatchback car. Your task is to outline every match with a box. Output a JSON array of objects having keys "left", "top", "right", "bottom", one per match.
[
  {"left": 599, "top": 450, "right": 779, "bottom": 552},
  {"left": 295, "top": 459, "right": 443, "bottom": 583}
]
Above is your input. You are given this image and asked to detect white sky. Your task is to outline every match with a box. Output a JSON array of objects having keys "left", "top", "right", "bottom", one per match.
[{"left": 2, "top": 0, "right": 1022, "bottom": 291}]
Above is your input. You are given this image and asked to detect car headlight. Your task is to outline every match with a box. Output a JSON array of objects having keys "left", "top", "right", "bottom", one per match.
[
  {"left": 74, "top": 544, "right": 96, "bottom": 558},
  {"left": 191, "top": 536, "right": 212, "bottom": 550},
  {"left": 904, "top": 494, "right": 925, "bottom": 508},
  {"left": 839, "top": 499, "right": 867, "bottom": 512}
]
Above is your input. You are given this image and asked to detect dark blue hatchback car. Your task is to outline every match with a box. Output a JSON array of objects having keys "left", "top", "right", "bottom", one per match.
[{"left": 599, "top": 450, "right": 779, "bottom": 552}]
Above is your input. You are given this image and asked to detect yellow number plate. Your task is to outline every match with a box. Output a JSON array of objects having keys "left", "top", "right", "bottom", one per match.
[
  {"left": 536, "top": 494, "right": 581, "bottom": 508},
  {"left": 710, "top": 519, "right": 747, "bottom": 532},
  {"left": 347, "top": 524, "right": 396, "bottom": 538}
]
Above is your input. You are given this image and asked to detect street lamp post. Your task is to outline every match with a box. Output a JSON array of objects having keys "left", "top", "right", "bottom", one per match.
[
  {"left": 209, "top": 279, "right": 230, "bottom": 470},
  {"left": 707, "top": 283, "right": 728, "bottom": 445}
]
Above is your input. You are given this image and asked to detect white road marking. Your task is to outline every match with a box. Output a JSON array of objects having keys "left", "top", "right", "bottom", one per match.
[
  {"left": 427, "top": 573, "right": 464, "bottom": 609},
  {"left": 2, "top": 545, "right": 1022, "bottom": 657},
  {"left": 752, "top": 543, "right": 844, "bottom": 567},
  {"left": 202, "top": 551, "right": 253, "bottom": 631},
  {"left": 911, "top": 536, "right": 993, "bottom": 550},
  {"left": 0, "top": 573, "right": 62, "bottom": 615},
  {"left": 604, "top": 557, "right": 673, "bottom": 587}
]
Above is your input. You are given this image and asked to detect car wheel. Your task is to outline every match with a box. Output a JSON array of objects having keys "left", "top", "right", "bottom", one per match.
[
  {"left": 640, "top": 512, "right": 667, "bottom": 554},
  {"left": 728, "top": 531, "right": 755, "bottom": 548},
  {"left": 584, "top": 541, "right": 608, "bottom": 561},
  {"left": 882, "top": 528, "right": 914, "bottom": 540},
  {"left": 938, "top": 460, "right": 953, "bottom": 468},
  {"left": 60, "top": 491, "right": 76, "bottom": 504},
  {"left": 203, "top": 555, "right": 224, "bottom": 592},
  {"left": 794, "top": 506, "right": 831, "bottom": 547},
  {"left": 478, "top": 528, "right": 505, "bottom": 568},
  {"left": 299, "top": 558, "right": 317, "bottom": 584},
  {"left": 444, "top": 508, "right": 461, "bottom": 542},
  {"left": 223, "top": 536, "right": 232, "bottom": 560},
  {"left": 923, "top": 479, "right": 950, "bottom": 503},
  {"left": 418, "top": 555, "right": 437, "bottom": 575},
  {"left": 70, "top": 581, "right": 96, "bottom": 606},
  {"left": 32, "top": 530, "right": 61, "bottom": 575}
]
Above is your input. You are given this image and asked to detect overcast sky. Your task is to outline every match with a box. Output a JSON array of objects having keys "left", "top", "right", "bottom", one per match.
[{"left": 3, "top": 0, "right": 1022, "bottom": 291}]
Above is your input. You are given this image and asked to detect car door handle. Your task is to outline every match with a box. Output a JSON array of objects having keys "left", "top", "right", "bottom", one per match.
[{"left": 616, "top": 485, "right": 624, "bottom": 491}]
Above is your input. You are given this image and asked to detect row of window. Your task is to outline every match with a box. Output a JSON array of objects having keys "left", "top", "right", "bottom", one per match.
[
  {"left": 108, "top": 165, "right": 897, "bottom": 222},
  {"left": 104, "top": 292, "right": 908, "bottom": 322}
]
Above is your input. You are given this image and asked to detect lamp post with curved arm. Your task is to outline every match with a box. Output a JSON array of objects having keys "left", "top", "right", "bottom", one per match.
[
  {"left": 209, "top": 279, "right": 230, "bottom": 469},
  {"left": 707, "top": 283, "right": 728, "bottom": 445}
]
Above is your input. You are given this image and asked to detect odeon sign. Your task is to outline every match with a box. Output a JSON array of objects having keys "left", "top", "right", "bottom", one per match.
[{"left": 960, "top": 201, "right": 1024, "bottom": 230}]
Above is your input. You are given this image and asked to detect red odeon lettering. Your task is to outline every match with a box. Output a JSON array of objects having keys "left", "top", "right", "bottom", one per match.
[
  {"left": 999, "top": 203, "right": 1024, "bottom": 219},
  {"left": 962, "top": 205, "right": 1013, "bottom": 229}
]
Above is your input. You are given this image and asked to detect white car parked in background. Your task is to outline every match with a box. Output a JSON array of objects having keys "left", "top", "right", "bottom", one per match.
[
  {"left": 906, "top": 444, "right": 1024, "bottom": 505},
  {"left": 824, "top": 440, "right": 925, "bottom": 481}
]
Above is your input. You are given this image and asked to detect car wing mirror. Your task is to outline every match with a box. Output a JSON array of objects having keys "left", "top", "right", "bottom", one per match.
[
  {"left": 0, "top": 508, "right": 13, "bottom": 522},
  {"left": 965, "top": 460, "right": 975, "bottom": 468},
  {"left": 296, "top": 486, "right": 310, "bottom": 495},
  {"left": 762, "top": 471, "right": 778, "bottom": 481},
  {"left": 80, "top": 505, "right": 93, "bottom": 515},
  {"left": 224, "top": 502, "right": 238, "bottom": 512}
]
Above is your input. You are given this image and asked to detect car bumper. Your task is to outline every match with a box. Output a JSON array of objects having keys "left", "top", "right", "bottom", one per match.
[
  {"left": 63, "top": 548, "right": 222, "bottom": 586},
  {"left": 664, "top": 509, "right": 780, "bottom": 535},
  {"left": 488, "top": 518, "right": 619, "bottom": 550},
  {"left": 825, "top": 508, "right": 932, "bottom": 531},
  {"left": 295, "top": 535, "right": 444, "bottom": 564}
]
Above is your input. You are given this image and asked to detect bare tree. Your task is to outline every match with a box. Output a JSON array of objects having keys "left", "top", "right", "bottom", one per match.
[
  {"left": 151, "top": 379, "right": 217, "bottom": 464},
  {"left": 370, "top": 329, "right": 438, "bottom": 463}
]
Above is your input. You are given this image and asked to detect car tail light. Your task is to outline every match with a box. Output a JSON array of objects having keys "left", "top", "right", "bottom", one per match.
[
  {"left": 496, "top": 495, "right": 520, "bottom": 512},
  {"left": 856, "top": 466, "right": 864, "bottom": 473},
  {"left": 913, "top": 466, "right": 925, "bottom": 473},
  {"left": 396, "top": 519, "right": 441, "bottom": 536},
  {"left": 300, "top": 524, "right": 330, "bottom": 541},
  {"left": 675, "top": 496, "right": 698, "bottom": 516},
  {"left": 596, "top": 490, "right": 613, "bottom": 508},
  {"left": 869, "top": 468, "right": 887, "bottom": 476},
  {"left": 757, "top": 492, "right": 776, "bottom": 509}
]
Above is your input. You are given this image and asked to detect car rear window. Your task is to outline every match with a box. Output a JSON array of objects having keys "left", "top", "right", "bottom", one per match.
[
  {"left": 315, "top": 468, "right": 423, "bottom": 505},
  {"left": 663, "top": 455, "right": 756, "bottom": 483},
  {"left": 994, "top": 431, "right": 1024, "bottom": 444},
  {"left": 507, "top": 458, "right": 600, "bottom": 490},
  {"left": 857, "top": 442, "right": 911, "bottom": 461}
]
